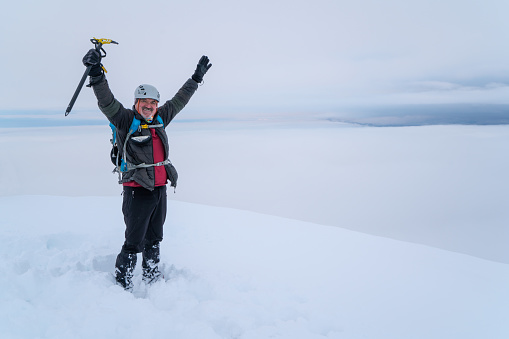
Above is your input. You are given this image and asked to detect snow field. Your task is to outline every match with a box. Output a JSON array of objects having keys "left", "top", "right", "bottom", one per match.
[{"left": 0, "top": 195, "right": 508, "bottom": 338}]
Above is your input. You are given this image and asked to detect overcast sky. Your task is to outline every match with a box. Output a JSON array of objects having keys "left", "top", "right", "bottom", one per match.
[{"left": 3, "top": 0, "right": 509, "bottom": 119}]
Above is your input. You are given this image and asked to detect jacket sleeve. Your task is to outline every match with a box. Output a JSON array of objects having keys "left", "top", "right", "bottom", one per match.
[
  {"left": 90, "top": 74, "right": 122, "bottom": 119},
  {"left": 158, "top": 78, "right": 199, "bottom": 126},
  {"left": 90, "top": 74, "right": 133, "bottom": 133}
]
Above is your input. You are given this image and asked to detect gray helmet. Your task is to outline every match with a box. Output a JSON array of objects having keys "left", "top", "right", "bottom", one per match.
[{"left": 134, "top": 84, "right": 160, "bottom": 102}]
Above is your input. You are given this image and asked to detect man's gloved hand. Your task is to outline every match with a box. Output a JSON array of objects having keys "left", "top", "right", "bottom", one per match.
[
  {"left": 192, "top": 55, "right": 212, "bottom": 83},
  {"left": 82, "top": 49, "right": 103, "bottom": 77}
]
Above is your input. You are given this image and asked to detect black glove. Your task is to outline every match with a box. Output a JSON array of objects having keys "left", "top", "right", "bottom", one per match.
[
  {"left": 192, "top": 55, "right": 212, "bottom": 83},
  {"left": 82, "top": 49, "right": 103, "bottom": 77}
]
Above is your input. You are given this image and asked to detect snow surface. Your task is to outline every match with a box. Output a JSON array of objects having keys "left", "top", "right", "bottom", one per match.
[
  {"left": 1, "top": 196, "right": 508, "bottom": 338},
  {"left": 0, "top": 120, "right": 508, "bottom": 338}
]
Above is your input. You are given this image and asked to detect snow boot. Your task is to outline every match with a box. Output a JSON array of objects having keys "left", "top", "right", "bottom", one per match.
[
  {"left": 142, "top": 242, "right": 163, "bottom": 284},
  {"left": 115, "top": 250, "right": 137, "bottom": 291}
]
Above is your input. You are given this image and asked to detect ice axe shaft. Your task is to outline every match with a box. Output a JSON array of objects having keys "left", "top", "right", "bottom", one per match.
[
  {"left": 65, "top": 65, "right": 92, "bottom": 116},
  {"left": 65, "top": 38, "right": 118, "bottom": 116}
]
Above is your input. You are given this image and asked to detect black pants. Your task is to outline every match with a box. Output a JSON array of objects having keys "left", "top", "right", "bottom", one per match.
[{"left": 121, "top": 185, "right": 167, "bottom": 253}]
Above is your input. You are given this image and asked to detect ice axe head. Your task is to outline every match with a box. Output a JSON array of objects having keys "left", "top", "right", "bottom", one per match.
[{"left": 90, "top": 37, "right": 119, "bottom": 57}]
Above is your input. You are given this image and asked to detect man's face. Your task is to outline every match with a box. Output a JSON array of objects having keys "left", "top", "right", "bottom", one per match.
[{"left": 136, "top": 98, "right": 158, "bottom": 120}]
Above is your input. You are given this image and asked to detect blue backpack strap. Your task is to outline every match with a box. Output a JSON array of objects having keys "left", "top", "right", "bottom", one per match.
[
  {"left": 119, "top": 117, "right": 141, "bottom": 173},
  {"left": 128, "top": 117, "right": 141, "bottom": 134},
  {"left": 156, "top": 115, "right": 163, "bottom": 125},
  {"left": 110, "top": 116, "right": 141, "bottom": 146},
  {"left": 109, "top": 122, "right": 117, "bottom": 145}
]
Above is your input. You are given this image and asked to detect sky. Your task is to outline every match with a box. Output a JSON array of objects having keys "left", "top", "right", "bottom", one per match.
[{"left": 3, "top": 0, "right": 509, "bottom": 122}]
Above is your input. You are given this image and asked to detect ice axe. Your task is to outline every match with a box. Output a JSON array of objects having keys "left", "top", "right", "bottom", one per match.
[{"left": 65, "top": 38, "right": 118, "bottom": 116}]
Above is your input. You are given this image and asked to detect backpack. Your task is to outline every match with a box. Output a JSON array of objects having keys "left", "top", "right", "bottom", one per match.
[{"left": 109, "top": 115, "right": 170, "bottom": 183}]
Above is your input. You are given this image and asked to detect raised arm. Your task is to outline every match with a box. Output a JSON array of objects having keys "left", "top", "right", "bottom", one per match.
[{"left": 158, "top": 55, "right": 212, "bottom": 125}]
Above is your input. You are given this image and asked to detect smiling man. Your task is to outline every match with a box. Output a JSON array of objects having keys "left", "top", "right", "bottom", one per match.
[
  {"left": 136, "top": 97, "right": 159, "bottom": 121},
  {"left": 82, "top": 49, "right": 211, "bottom": 290}
]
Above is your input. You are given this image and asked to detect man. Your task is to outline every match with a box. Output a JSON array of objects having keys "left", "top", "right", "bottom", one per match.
[{"left": 82, "top": 48, "right": 211, "bottom": 290}]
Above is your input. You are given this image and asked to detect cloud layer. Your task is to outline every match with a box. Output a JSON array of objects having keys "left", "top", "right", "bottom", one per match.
[{"left": 3, "top": 0, "right": 509, "bottom": 116}]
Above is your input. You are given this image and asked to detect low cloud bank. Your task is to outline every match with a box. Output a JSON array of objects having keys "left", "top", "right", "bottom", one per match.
[{"left": 328, "top": 104, "right": 509, "bottom": 126}]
